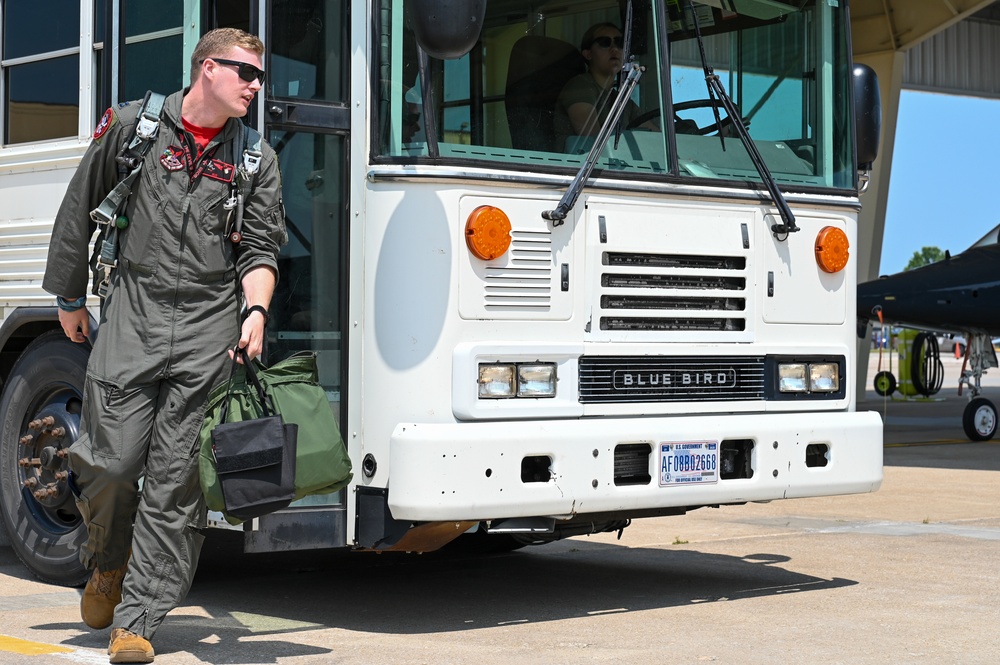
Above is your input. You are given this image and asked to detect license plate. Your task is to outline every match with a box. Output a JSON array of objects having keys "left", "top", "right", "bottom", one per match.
[{"left": 659, "top": 441, "right": 719, "bottom": 487}]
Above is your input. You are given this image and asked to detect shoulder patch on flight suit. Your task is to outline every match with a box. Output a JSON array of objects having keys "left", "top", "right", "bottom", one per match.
[{"left": 93, "top": 108, "right": 118, "bottom": 143}]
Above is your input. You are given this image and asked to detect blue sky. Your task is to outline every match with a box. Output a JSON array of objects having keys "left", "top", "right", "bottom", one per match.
[{"left": 880, "top": 91, "right": 1000, "bottom": 275}]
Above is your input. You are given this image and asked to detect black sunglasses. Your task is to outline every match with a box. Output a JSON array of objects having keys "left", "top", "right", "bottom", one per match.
[
  {"left": 204, "top": 58, "right": 266, "bottom": 84},
  {"left": 589, "top": 35, "right": 624, "bottom": 49}
]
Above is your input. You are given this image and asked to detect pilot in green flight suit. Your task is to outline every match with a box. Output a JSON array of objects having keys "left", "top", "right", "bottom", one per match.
[{"left": 42, "top": 28, "right": 284, "bottom": 663}]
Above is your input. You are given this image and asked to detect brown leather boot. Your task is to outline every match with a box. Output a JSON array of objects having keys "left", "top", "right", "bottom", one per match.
[
  {"left": 108, "top": 628, "right": 154, "bottom": 664},
  {"left": 80, "top": 564, "right": 126, "bottom": 629}
]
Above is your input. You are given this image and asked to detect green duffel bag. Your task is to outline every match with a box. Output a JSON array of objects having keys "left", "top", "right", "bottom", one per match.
[{"left": 199, "top": 351, "right": 353, "bottom": 523}]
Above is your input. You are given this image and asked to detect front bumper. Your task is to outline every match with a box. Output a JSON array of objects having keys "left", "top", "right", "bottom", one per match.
[{"left": 386, "top": 411, "right": 883, "bottom": 521}]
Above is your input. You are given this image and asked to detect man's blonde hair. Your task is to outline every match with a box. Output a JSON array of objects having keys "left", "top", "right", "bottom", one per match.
[{"left": 190, "top": 28, "right": 264, "bottom": 84}]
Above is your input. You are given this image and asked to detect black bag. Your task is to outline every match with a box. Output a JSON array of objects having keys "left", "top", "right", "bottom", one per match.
[{"left": 210, "top": 348, "right": 298, "bottom": 520}]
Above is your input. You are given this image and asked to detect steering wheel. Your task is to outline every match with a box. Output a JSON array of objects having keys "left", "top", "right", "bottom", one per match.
[
  {"left": 626, "top": 108, "right": 661, "bottom": 131},
  {"left": 628, "top": 98, "right": 740, "bottom": 136}
]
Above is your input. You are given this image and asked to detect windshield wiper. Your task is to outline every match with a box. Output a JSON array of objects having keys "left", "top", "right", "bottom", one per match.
[
  {"left": 687, "top": 1, "right": 798, "bottom": 236},
  {"left": 613, "top": 0, "right": 636, "bottom": 151},
  {"left": 542, "top": 62, "right": 644, "bottom": 225},
  {"left": 546, "top": 0, "right": 637, "bottom": 223}
]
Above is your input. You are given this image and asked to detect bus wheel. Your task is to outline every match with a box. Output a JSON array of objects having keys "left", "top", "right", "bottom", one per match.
[
  {"left": 963, "top": 397, "right": 997, "bottom": 442},
  {"left": 873, "top": 371, "right": 896, "bottom": 397},
  {"left": 0, "top": 331, "right": 90, "bottom": 586}
]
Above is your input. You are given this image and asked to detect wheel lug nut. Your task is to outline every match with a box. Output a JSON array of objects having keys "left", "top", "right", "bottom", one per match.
[
  {"left": 32, "top": 484, "right": 59, "bottom": 500},
  {"left": 51, "top": 427, "right": 66, "bottom": 438},
  {"left": 28, "top": 416, "right": 56, "bottom": 430},
  {"left": 19, "top": 435, "right": 34, "bottom": 445},
  {"left": 23, "top": 477, "right": 37, "bottom": 488}
]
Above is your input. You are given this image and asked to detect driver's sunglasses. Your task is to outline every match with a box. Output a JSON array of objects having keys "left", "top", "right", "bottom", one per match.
[
  {"left": 203, "top": 58, "right": 266, "bottom": 85},
  {"left": 589, "top": 35, "right": 624, "bottom": 49}
]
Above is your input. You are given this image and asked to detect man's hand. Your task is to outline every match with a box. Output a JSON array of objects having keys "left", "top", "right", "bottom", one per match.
[
  {"left": 230, "top": 309, "right": 266, "bottom": 362},
  {"left": 58, "top": 307, "right": 90, "bottom": 343},
  {"left": 229, "top": 266, "right": 276, "bottom": 364}
]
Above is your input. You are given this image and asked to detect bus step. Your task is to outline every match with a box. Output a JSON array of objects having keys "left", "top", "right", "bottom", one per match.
[{"left": 488, "top": 517, "right": 555, "bottom": 534}]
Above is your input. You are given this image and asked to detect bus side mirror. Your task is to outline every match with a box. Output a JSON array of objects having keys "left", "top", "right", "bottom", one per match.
[
  {"left": 853, "top": 63, "right": 881, "bottom": 171},
  {"left": 406, "top": 0, "right": 487, "bottom": 60}
]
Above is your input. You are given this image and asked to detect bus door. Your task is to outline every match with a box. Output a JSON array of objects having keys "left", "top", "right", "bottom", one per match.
[{"left": 244, "top": 0, "right": 353, "bottom": 550}]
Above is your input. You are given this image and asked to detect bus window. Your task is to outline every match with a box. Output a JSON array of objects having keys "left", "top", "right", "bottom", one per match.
[
  {"left": 2, "top": 0, "right": 80, "bottom": 144},
  {"left": 376, "top": 0, "right": 668, "bottom": 172},
  {"left": 267, "top": 130, "right": 348, "bottom": 424},
  {"left": 121, "top": 2, "right": 184, "bottom": 102},
  {"left": 375, "top": 0, "right": 855, "bottom": 192},
  {"left": 667, "top": 1, "right": 854, "bottom": 189},
  {"left": 270, "top": 0, "right": 349, "bottom": 103}
]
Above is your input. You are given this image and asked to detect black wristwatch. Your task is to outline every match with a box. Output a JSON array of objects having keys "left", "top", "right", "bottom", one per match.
[{"left": 246, "top": 304, "right": 269, "bottom": 326}]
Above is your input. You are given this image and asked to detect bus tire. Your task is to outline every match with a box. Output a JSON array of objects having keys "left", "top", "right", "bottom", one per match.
[
  {"left": 962, "top": 397, "right": 997, "bottom": 442},
  {"left": 0, "top": 331, "right": 90, "bottom": 586}
]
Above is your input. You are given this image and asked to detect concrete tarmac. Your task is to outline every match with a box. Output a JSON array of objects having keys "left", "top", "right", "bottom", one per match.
[{"left": 0, "top": 352, "right": 997, "bottom": 664}]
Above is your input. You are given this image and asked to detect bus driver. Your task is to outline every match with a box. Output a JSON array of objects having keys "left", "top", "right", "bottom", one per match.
[{"left": 553, "top": 23, "right": 654, "bottom": 152}]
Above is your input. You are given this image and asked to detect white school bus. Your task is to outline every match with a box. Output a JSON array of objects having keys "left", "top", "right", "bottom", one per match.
[{"left": 0, "top": 0, "right": 883, "bottom": 585}]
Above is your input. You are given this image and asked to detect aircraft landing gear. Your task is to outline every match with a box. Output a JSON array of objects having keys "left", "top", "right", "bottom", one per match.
[
  {"left": 958, "top": 333, "right": 999, "bottom": 441},
  {"left": 963, "top": 397, "right": 997, "bottom": 441}
]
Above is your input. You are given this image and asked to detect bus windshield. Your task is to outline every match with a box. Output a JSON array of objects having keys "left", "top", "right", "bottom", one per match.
[{"left": 376, "top": 0, "right": 855, "bottom": 191}]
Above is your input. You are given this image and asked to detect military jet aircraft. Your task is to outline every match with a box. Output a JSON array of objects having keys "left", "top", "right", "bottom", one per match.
[{"left": 857, "top": 223, "right": 1000, "bottom": 441}]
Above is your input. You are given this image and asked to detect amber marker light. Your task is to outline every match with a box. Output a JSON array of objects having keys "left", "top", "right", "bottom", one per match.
[
  {"left": 815, "top": 226, "right": 849, "bottom": 273},
  {"left": 465, "top": 205, "right": 512, "bottom": 260}
]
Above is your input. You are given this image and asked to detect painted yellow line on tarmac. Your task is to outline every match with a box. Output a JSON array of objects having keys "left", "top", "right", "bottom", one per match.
[{"left": 0, "top": 635, "right": 73, "bottom": 655}]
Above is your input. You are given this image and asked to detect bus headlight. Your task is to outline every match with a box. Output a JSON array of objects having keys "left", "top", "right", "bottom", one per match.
[
  {"left": 479, "top": 364, "right": 516, "bottom": 398},
  {"left": 478, "top": 362, "right": 557, "bottom": 398},
  {"left": 517, "top": 364, "right": 557, "bottom": 397},
  {"left": 777, "top": 363, "right": 808, "bottom": 393},
  {"left": 777, "top": 361, "right": 840, "bottom": 394},
  {"left": 809, "top": 363, "right": 840, "bottom": 392}
]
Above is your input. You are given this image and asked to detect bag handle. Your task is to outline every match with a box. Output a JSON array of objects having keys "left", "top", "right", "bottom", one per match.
[
  {"left": 240, "top": 347, "right": 279, "bottom": 415},
  {"left": 219, "top": 346, "right": 277, "bottom": 423}
]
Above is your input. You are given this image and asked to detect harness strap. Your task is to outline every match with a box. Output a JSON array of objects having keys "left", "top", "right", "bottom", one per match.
[
  {"left": 119, "top": 92, "right": 166, "bottom": 169},
  {"left": 90, "top": 165, "right": 142, "bottom": 226},
  {"left": 90, "top": 91, "right": 166, "bottom": 297},
  {"left": 227, "top": 123, "right": 263, "bottom": 244}
]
